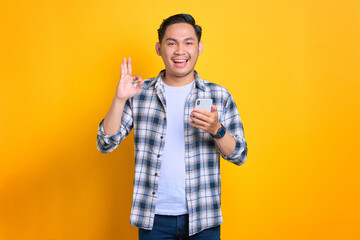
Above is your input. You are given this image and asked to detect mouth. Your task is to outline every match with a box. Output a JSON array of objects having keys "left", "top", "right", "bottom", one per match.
[{"left": 172, "top": 59, "right": 188, "bottom": 68}]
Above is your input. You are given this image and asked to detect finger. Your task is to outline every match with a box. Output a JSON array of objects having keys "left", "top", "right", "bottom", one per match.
[
  {"left": 193, "top": 108, "right": 212, "bottom": 117},
  {"left": 191, "top": 110, "right": 210, "bottom": 121},
  {"left": 133, "top": 75, "right": 143, "bottom": 90},
  {"left": 133, "top": 74, "right": 142, "bottom": 82},
  {"left": 190, "top": 115, "right": 208, "bottom": 127},
  {"left": 128, "top": 57, "right": 132, "bottom": 75},
  {"left": 135, "top": 79, "right": 144, "bottom": 91},
  {"left": 122, "top": 57, "right": 127, "bottom": 75},
  {"left": 120, "top": 63, "right": 125, "bottom": 78}
]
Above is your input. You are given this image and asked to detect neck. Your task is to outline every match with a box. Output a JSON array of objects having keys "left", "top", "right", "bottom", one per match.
[{"left": 163, "top": 70, "right": 195, "bottom": 87}]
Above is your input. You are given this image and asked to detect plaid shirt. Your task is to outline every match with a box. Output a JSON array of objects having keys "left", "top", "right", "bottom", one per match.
[{"left": 97, "top": 70, "right": 247, "bottom": 236}]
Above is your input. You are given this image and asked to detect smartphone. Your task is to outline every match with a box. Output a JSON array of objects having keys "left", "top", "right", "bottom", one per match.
[{"left": 195, "top": 98, "right": 213, "bottom": 112}]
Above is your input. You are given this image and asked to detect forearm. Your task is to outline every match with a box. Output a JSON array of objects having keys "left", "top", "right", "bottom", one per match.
[
  {"left": 103, "top": 97, "right": 127, "bottom": 136},
  {"left": 214, "top": 131, "right": 236, "bottom": 157}
]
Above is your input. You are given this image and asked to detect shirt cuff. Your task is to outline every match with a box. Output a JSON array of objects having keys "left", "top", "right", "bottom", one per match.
[
  {"left": 221, "top": 136, "right": 248, "bottom": 165},
  {"left": 97, "top": 119, "right": 123, "bottom": 146}
]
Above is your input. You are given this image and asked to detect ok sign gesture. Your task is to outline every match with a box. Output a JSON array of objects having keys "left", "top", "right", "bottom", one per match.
[{"left": 115, "top": 57, "right": 144, "bottom": 101}]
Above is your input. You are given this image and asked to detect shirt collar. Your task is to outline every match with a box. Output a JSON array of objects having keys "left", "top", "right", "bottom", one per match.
[{"left": 149, "top": 70, "right": 206, "bottom": 91}]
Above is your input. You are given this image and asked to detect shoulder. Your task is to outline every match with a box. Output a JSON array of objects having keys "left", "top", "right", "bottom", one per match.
[
  {"left": 200, "top": 78, "right": 233, "bottom": 104},
  {"left": 203, "top": 79, "right": 230, "bottom": 93}
]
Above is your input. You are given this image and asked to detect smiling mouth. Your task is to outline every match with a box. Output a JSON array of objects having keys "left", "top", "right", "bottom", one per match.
[{"left": 172, "top": 59, "right": 188, "bottom": 67}]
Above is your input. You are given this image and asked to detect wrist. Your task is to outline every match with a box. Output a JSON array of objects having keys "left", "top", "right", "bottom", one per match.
[
  {"left": 211, "top": 122, "right": 222, "bottom": 135},
  {"left": 211, "top": 122, "right": 226, "bottom": 139},
  {"left": 113, "top": 96, "right": 127, "bottom": 105}
]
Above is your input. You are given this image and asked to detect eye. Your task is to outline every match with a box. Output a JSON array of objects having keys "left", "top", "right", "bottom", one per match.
[
  {"left": 168, "top": 42, "right": 176, "bottom": 46},
  {"left": 186, "top": 42, "right": 193, "bottom": 45}
]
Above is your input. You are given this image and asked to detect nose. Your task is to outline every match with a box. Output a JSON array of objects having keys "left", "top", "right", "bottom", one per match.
[{"left": 174, "top": 44, "right": 185, "bottom": 55}]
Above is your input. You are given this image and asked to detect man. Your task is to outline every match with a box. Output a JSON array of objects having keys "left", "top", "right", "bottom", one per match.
[{"left": 97, "top": 14, "right": 247, "bottom": 240}]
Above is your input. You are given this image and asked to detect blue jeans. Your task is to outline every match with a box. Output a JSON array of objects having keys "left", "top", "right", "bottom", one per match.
[{"left": 138, "top": 214, "right": 221, "bottom": 240}]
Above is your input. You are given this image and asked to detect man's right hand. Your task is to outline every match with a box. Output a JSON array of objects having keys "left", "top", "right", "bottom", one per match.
[{"left": 115, "top": 57, "right": 144, "bottom": 101}]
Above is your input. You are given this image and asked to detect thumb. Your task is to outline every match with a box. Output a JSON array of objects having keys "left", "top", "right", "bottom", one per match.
[{"left": 211, "top": 104, "right": 217, "bottom": 112}]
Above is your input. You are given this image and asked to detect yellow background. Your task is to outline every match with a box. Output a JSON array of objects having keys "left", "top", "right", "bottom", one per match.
[{"left": 1, "top": 0, "right": 359, "bottom": 239}]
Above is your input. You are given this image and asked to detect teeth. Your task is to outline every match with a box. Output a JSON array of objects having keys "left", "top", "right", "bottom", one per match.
[{"left": 173, "top": 59, "right": 187, "bottom": 63}]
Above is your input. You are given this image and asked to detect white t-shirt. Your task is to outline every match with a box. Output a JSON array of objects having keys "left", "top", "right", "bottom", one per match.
[{"left": 154, "top": 80, "right": 194, "bottom": 215}]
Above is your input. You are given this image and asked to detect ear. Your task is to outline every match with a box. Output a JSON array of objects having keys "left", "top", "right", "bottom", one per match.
[
  {"left": 198, "top": 41, "right": 204, "bottom": 56},
  {"left": 155, "top": 42, "right": 161, "bottom": 56}
]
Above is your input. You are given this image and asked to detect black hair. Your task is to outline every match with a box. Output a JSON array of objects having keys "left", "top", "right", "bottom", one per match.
[{"left": 157, "top": 13, "right": 202, "bottom": 43}]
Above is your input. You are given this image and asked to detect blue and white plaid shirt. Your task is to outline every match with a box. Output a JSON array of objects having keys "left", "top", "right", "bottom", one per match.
[{"left": 97, "top": 70, "right": 247, "bottom": 236}]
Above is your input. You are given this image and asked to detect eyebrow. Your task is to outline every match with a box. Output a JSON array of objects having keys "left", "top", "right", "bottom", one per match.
[{"left": 165, "top": 37, "right": 195, "bottom": 42}]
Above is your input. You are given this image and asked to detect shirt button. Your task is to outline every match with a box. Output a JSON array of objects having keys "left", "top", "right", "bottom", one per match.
[
  {"left": 157, "top": 154, "right": 160, "bottom": 158},
  {"left": 152, "top": 192, "right": 156, "bottom": 195},
  {"left": 160, "top": 136, "right": 163, "bottom": 139},
  {"left": 154, "top": 173, "right": 158, "bottom": 176}
]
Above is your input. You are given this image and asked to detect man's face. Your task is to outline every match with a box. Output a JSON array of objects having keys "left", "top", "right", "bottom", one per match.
[{"left": 156, "top": 23, "right": 203, "bottom": 81}]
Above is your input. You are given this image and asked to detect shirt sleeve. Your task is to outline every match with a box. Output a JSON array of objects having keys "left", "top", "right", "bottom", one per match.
[
  {"left": 96, "top": 99, "right": 133, "bottom": 153},
  {"left": 220, "top": 93, "right": 248, "bottom": 165}
]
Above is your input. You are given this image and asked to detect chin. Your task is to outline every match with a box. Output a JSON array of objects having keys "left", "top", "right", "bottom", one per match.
[
  {"left": 171, "top": 67, "right": 194, "bottom": 76},
  {"left": 173, "top": 71, "right": 193, "bottom": 78}
]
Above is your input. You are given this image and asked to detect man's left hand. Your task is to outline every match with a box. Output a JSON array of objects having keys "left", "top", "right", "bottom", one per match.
[{"left": 189, "top": 105, "right": 221, "bottom": 135}]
